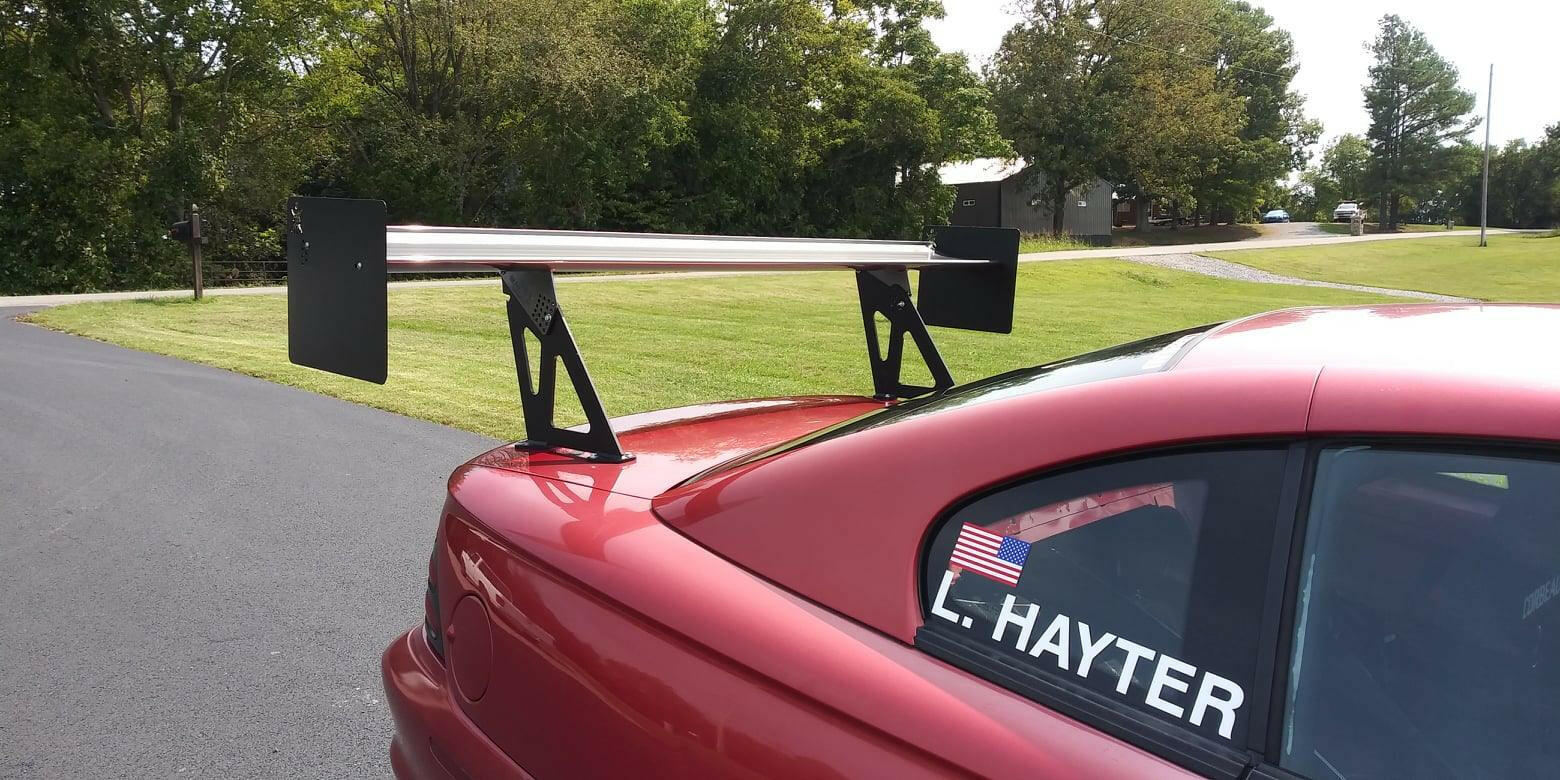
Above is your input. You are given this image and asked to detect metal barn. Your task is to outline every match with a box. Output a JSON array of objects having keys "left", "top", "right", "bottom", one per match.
[{"left": 940, "top": 159, "right": 1113, "bottom": 246}]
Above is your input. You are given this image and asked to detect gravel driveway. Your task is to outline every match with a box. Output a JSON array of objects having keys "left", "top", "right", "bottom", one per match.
[{"left": 1093, "top": 252, "right": 1473, "bottom": 302}]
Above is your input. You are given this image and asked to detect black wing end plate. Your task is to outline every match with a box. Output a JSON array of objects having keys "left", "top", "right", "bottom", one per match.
[
  {"left": 286, "top": 197, "right": 389, "bottom": 383},
  {"left": 919, "top": 225, "right": 1020, "bottom": 335}
]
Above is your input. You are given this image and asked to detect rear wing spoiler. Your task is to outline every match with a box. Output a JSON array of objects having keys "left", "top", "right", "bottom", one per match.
[{"left": 286, "top": 196, "right": 1018, "bottom": 461}]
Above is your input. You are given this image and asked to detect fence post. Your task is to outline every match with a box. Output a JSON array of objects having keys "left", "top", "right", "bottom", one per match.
[{"left": 191, "top": 203, "right": 203, "bottom": 300}]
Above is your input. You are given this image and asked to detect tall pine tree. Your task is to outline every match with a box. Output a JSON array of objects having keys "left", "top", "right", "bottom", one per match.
[{"left": 1362, "top": 15, "right": 1477, "bottom": 229}]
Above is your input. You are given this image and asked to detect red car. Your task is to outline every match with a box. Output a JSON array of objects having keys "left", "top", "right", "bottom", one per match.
[{"left": 284, "top": 200, "right": 1559, "bottom": 779}]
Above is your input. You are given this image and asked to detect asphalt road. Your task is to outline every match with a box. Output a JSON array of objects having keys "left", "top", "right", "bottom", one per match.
[{"left": 0, "top": 309, "right": 496, "bottom": 778}]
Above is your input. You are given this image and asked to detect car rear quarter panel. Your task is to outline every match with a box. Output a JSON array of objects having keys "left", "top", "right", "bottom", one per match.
[
  {"left": 654, "top": 366, "right": 1322, "bottom": 642},
  {"left": 436, "top": 464, "right": 1188, "bottom": 779}
]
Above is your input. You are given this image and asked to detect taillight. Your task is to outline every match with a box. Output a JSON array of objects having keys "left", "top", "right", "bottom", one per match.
[{"left": 424, "top": 550, "right": 445, "bottom": 662}]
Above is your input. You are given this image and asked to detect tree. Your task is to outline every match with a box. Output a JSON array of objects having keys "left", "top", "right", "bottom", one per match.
[
  {"left": 987, "top": 0, "right": 1135, "bottom": 236},
  {"left": 1296, "top": 133, "right": 1369, "bottom": 220},
  {"left": 318, "top": 0, "right": 712, "bottom": 229},
  {"left": 1265, "top": 179, "right": 1315, "bottom": 219},
  {"left": 1362, "top": 14, "right": 1477, "bottom": 230},
  {"left": 677, "top": 0, "right": 1006, "bottom": 237},
  {"left": 1109, "top": 0, "right": 1244, "bottom": 226},
  {"left": 1321, "top": 133, "right": 1370, "bottom": 202},
  {"left": 802, "top": 0, "right": 1010, "bottom": 237},
  {"left": 324, "top": 0, "right": 1000, "bottom": 238},
  {"left": 2, "top": 0, "right": 1015, "bottom": 293},
  {"left": 1456, "top": 125, "right": 1560, "bottom": 229},
  {"left": 1401, "top": 141, "right": 1478, "bottom": 225},
  {"left": 988, "top": 0, "right": 1311, "bottom": 235},
  {"left": 992, "top": 0, "right": 1310, "bottom": 232},
  {"left": 1190, "top": 0, "right": 1318, "bottom": 222},
  {"left": 2, "top": 0, "right": 336, "bottom": 293}
]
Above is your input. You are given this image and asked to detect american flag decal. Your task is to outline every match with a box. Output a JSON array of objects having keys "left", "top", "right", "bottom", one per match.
[{"left": 950, "top": 523, "right": 1030, "bottom": 587}]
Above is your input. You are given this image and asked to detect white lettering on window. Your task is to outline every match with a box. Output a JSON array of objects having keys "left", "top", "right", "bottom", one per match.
[
  {"left": 1190, "top": 671, "right": 1246, "bottom": 740},
  {"left": 1075, "top": 620, "right": 1117, "bottom": 679},
  {"left": 930, "top": 570, "right": 963, "bottom": 625},
  {"left": 1145, "top": 654, "right": 1197, "bottom": 719},
  {"left": 1114, "top": 637, "right": 1157, "bottom": 695},
  {"left": 992, "top": 594, "right": 1040, "bottom": 650},
  {"left": 1026, "top": 614, "right": 1072, "bottom": 670},
  {"left": 938, "top": 595, "right": 1251, "bottom": 739},
  {"left": 1523, "top": 574, "right": 1560, "bottom": 620}
]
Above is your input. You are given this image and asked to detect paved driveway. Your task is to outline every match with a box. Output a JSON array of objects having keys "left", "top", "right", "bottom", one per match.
[
  {"left": 1253, "top": 221, "right": 1338, "bottom": 238},
  {"left": 0, "top": 309, "right": 495, "bottom": 778}
]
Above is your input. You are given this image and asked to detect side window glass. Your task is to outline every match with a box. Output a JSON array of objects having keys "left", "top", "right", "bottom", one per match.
[
  {"left": 921, "top": 449, "right": 1287, "bottom": 745},
  {"left": 1282, "top": 447, "right": 1560, "bottom": 778}
]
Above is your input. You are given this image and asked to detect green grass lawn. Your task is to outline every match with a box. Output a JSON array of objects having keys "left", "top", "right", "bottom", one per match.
[
  {"left": 25, "top": 261, "right": 1394, "bottom": 439},
  {"left": 1017, "top": 233, "right": 1095, "bottom": 253},
  {"left": 1208, "top": 233, "right": 1560, "bottom": 301}
]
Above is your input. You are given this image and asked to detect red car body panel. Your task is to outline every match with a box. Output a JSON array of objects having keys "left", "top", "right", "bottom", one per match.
[
  {"left": 396, "top": 465, "right": 1184, "bottom": 779},
  {"left": 1180, "top": 305, "right": 1560, "bottom": 441},
  {"left": 383, "top": 304, "right": 1560, "bottom": 779},
  {"left": 654, "top": 366, "right": 1321, "bottom": 641},
  {"left": 469, "top": 396, "right": 886, "bottom": 499},
  {"left": 384, "top": 629, "right": 537, "bottom": 780}
]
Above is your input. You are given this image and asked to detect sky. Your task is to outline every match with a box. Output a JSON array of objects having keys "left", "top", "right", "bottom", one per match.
[{"left": 927, "top": 0, "right": 1559, "bottom": 153}]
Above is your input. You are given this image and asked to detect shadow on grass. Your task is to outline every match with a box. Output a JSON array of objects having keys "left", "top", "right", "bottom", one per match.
[{"left": 124, "top": 297, "right": 220, "bottom": 308}]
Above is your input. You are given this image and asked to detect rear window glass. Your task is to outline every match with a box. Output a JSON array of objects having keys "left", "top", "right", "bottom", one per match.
[
  {"left": 920, "top": 448, "right": 1287, "bottom": 745},
  {"left": 691, "top": 324, "right": 1213, "bottom": 481}
]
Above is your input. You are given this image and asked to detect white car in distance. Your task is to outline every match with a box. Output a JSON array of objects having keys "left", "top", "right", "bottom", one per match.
[{"left": 1333, "top": 201, "right": 1364, "bottom": 223}]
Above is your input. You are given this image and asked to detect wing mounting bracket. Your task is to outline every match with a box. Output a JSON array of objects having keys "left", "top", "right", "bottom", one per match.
[
  {"left": 856, "top": 269, "right": 955, "bottom": 400},
  {"left": 500, "top": 269, "right": 631, "bottom": 462}
]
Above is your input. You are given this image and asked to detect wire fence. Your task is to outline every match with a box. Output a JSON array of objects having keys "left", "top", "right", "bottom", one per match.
[
  {"left": 194, "top": 257, "right": 495, "bottom": 291},
  {"left": 201, "top": 258, "right": 289, "bottom": 287}
]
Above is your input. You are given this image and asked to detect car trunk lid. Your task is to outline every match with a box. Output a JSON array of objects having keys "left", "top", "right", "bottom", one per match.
[{"left": 466, "top": 395, "right": 886, "bottom": 499}]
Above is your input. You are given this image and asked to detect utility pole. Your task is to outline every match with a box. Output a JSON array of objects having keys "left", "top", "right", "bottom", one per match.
[{"left": 1480, "top": 64, "right": 1492, "bottom": 248}]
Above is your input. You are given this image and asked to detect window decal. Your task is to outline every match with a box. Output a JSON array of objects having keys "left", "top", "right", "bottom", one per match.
[
  {"left": 920, "top": 448, "right": 1288, "bottom": 747},
  {"left": 1525, "top": 574, "right": 1560, "bottom": 620},
  {"left": 950, "top": 523, "right": 1029, "bottom": 586},
  {"left": 930, "top": 568, "right": 1247, "bottom": 739}
]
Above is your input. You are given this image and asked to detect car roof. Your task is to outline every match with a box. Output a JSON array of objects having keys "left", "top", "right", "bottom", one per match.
[{"left": 1175, "top": 304, "right": 1560, "bottom": 381}]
